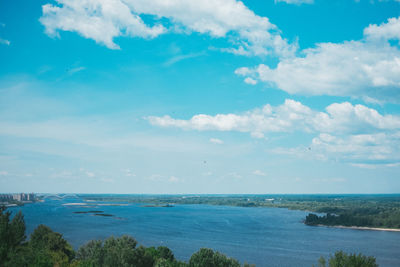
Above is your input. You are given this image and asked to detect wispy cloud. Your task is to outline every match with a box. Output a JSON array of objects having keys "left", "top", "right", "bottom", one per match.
[
  {"left": 209, "top": 138, "right": 224, "bottom": 145},
  {"left": 163, "top": 52, "right": 206, "bottom": 67},
  {"left": 253, "top": 170, "right": 267, "bottom": 176},
  {"left": 67, "top": 66, "right": 86, "bottom": 75},
  {"left": 275, "top": 0, "right": 314, "bottom": 4}
]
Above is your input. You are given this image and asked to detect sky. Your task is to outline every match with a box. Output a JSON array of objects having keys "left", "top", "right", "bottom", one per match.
[{"left": 0, "top": 0, "right": 400, "bottom": 194}]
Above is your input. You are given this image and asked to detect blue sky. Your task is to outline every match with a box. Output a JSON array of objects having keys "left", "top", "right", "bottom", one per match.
[{"left": 0, "top": 0, "right": 400, "bottom": 194}]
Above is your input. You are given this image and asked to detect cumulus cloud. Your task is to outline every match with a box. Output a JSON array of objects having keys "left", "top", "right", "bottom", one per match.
[
  {"left": 148, "top": 99, "right": 400, "bottom": 165},
  {"left": 244, "top": 77, "right": 257, "bottom": 85},
  {"left": 40, "top": 0, "right": 295, "bottom": 57},
  {"left": 364, "top": 16, "right": 400, "bottom": 42},
  {"left": 40, "top": 0, "right": 165, "bottom": 49},
  {"left": 236, "top": 16, "right": 400, "bottom": 102},
  {"left": 275, "top": 0, "right": 314, "bottom": 5},
  {"left": 311, "top": 132, "right": 400, "bottom": 164},
  {"left": 148, "top": 99, "right": 400, "bottom": 138}
]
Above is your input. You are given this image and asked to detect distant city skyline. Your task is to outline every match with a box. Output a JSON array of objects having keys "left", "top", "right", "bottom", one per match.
[{"left": 0, "top": 0, "right": 400, "bottom": 194}]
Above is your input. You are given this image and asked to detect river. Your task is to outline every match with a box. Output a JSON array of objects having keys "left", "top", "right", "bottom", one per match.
[{"left": 10, "top": 197, "right": 400, "bottom": 267}]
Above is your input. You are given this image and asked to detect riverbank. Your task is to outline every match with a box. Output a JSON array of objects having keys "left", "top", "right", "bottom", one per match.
[{"left": 313, "top": 224, "right": 400, "bottom": 232}]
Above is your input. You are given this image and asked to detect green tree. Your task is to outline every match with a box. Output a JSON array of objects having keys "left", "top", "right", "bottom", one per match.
[
  {"left": 189, "top": 248, "right": 241, "bottom": 267},
  {"left": 76, "top": 240, "right": 104, "bottom": 266},
  {"left": 0, "top": 206, "right": 26, "bottom": 265},
  {"left": 102, "top": 235, "right": 138, "bottom": 267},
  {"left": 29, "top": 224, "right": 75, "bottom": 266},
  {"left": 316, "top": 251, "right": 378, "bottom": 267},
  {"left": 157, "top": 246, "right": 175, "bottom": 262}
]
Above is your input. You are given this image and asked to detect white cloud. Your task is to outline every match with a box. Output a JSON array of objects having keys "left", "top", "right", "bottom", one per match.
[
  {"left": 40, "top": 0, "right": 295, "bottom": 57},
  {"left": 0, "top": 38, "right": 10, "bottom": 46},
  {"left": 68, "top": 66, "right": 86, "bottom": 74},
  {"left": 148, "top": 99, "right": 400, "bottom": 137},
  {"left": 148, "top": 99, "right": 400, "bottom": 165},
  {"left": 275, "top": 0, "right": 314, "bottom": 5},
  {"left": 244, "top": 77, "right": 257, "bottom": 85},
  {"left": 252, "top": 170, "right": 267, "bottom": 176},
  {"left": 164, "top": 52, "right": 205, "bottom": 67},
  {"left": 351, "top": 162, "right": 400, "bottom": 169},
  {"left": 40, "top": 0, "right": 165, "bottom": 49},
  {"left": 364, "top": 16, "right": 400, "bottom": 42},
  {"left": 0, "top": 171, "right": 8, "bottom": 176},
  {"left": 236, "top": 16, "right": 400, "bottom": 102},
  {"left": 312, "top": 102, "right": 400, "bottom": 134},
  {"left": 209, "top": 138, "right": 224, "bottom": 144},
  {"left": 311, "top": 132, "right": 400, "bottom": 164}
]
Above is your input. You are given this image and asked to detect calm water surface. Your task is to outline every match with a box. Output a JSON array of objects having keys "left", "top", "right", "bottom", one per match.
[{"left": 10, "top": 197, "right": 400, "bottom": 267}]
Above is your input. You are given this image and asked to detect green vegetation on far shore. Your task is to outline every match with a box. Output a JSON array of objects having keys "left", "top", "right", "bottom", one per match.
[{"left": 81, "top": 194, "right": 400, "bottom": 229}]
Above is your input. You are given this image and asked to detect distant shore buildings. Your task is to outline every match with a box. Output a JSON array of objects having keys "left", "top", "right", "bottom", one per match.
[{"left": 0, "top": 193, "right": 36, "bottom": 203}]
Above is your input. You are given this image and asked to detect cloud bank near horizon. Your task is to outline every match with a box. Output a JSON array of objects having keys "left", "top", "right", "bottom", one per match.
[{"left": 148, "top": 99, "right": 400, "bottom": 165}]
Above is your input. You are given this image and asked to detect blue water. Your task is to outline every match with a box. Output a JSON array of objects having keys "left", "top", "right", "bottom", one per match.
[{"left": 9, "top": 197, "right": 400, "bottom": 267}]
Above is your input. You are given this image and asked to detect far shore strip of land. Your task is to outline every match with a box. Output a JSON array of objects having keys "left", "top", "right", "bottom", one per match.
[
  {"left": 62, "top": 202, "right": 128, "bottom": 206},
  {"left": 315, "top": 224, "right": 400, "bottom": 232}
]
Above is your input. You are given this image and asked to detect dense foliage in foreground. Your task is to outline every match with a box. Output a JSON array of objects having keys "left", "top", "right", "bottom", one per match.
[
  {"left": 1, "top": 206, "right": 379, "bottom": 267},
  {"left": 315, "top": 251, "right": 378, "bottom": 267},
  {"left": 81, "top": 194, "right": 400, "bottom": 229}
]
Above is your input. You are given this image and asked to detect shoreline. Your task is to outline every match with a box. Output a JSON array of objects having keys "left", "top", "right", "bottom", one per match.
[{"left": 313, "top": 224, "right": 400, "bottom": 232}]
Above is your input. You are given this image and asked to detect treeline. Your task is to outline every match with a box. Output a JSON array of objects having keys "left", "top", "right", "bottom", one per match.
[
  {"left": 315, "top": 251, "right": 378, "bottom": 267},
  {"left": 305, "top": 208, "right": 400, "bottom": 229},
  {"left": 1, "top": 206, "right": 379, "bottom": 267}
]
